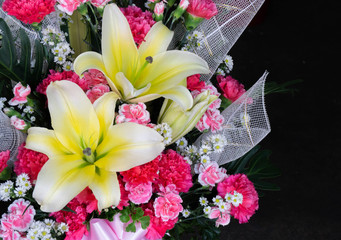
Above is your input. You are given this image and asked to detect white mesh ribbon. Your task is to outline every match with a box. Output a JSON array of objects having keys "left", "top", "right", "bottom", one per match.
[
  {"left": 171, "top": 0, "right": 265, "bottom": 82},
  {"left": 0, "top": 110, "right": 26, "bottom": 166},
  {"left": 194, "top": 72, "right": 270, "bottom": 165}
]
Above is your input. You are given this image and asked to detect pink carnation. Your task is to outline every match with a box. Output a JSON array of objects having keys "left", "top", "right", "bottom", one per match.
[
  {"left": 121, "top": 6, "right": 155, "bottom": 46},
  {"left": 90, "top": 0, "right": 110, "bottom": 7},
  {"left": 187, "top": 0, "right": 218, "bottom": 19},
  {"left": 8, "top": 82, "right": 31, "bottom": 106},
  {"left": 120, "top": 156, "right": 160, "bottom": 187},
  {"left": 57, "top": 0, "right": 86, "bottom": 15},
  {"left": 187, "top": 74, "right": 206, "bottom": 91},
  {"left": 208, "top": 207, "right": 231, "bottom": 227},
  {"left": 117, "top": 175, "right": 130, "bottom": 210},
  {"left": 0, "top": 217, "right": 21, "bottom": 240},
  {"left": 6, "top": 199, "right": 36, "bottom": 231},
  {"left": 125, "top": 182, "right": 153, "bottom": 204},
  {"left": 157, "top": 150, "right": 193, "bottom": 193},
  {"left": 196, "top": 109, "right": 224, "bottom": 133},
  {"left": 75, "top": 187, "right": 98, "bottom": 214},
  {"left": 2, "top": 0, "right": 56, "bottom": 24},
  {"left": 14, "top": 143, "right": 49, "bottom": 183},
  {"left": 115, "top": 103, "right": 150, "bottom": 125},
  {"left": 86, "top": 84, "right": 110, "bottom": 103},
  {"left": 50, "top": 198, "right": 88, "bottom": 240},
  {"left": 153, "top": 185, "right": 183, "bottom": 222},
  {"left": 36, "top": 70, "right": 89, "bottom": 96},
  {"left": 82, "top": 69, "right": 108, "bottom": 88},
  {"left": 10, "top": 116, "right": 27, "bottom": 131},
  {"left": 143, "top": 206, "right": 177, "bottom": 240},
  {"left": 0, "top": 150, "right": 10, "bottom": 173},
  {"left": 217, "top": 174, "right": 259, "bottom": 223},
  {"left": 217, "top": 75, "right": 246, "bottom": 102},
  {"left": 198, "top": 161, "right": 227, "bottom": 187}
]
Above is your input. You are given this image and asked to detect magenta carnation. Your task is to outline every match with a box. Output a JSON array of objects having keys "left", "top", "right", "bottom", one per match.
[
  {"left": 120, "top": 156, "right": 160, "bottom": 187},
  {"left": 157, "top": 150, "right": 193, "bottom": 193},
  {"left": 50, "top": 198, "right": 88, "bottom": 240},
  {"left": 187, "top": 0, "right": 218, "bottom": 19},
  {"left": 14, "top": 143, "right": 49, "bottom": 183},
  {"left": 217, "top": 75, "right": 246, "bottom": 102},
  {"left": 187, "top": 74, "right": 206, "bottom": 91},
  {"left": 2, "top": 0, "right": 56, "bottom": 24},
  {"left": 217, "top": 174, "right": 259, "bottom": 223},
  {"left": 121, "top": 6, "right": 155, "bottom": 46},
  {"left": 0, "top": 150, "right": 10, "bottom": 173},
  {"left": 36, "top": 70, "right": 89, "bottom": 95},
  {"left": 82, "top": 69, "right": 108, "bottom": 88}
]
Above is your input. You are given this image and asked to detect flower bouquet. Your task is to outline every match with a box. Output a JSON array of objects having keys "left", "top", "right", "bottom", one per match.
[{"left": 0, "top": 0, "right": 279, "bottom": 239}]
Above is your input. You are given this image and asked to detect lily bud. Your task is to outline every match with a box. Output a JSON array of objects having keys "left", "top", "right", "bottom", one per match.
[{"left": 158, "top": 90, "right": 218, "bottom": 144}]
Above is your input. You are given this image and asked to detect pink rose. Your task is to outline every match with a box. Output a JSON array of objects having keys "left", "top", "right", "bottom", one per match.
[
  {"left": 154, "top": 185, "right": 183, "bottom": 222},
  {"left": 10, "top": 116, "right": 27, "bottom": 130},
  {"left": 8, "top": 82, "right": 31, "bottom": 106},
  {"left": 86, "top": 84, "right": 110, "bottom": 103},
  {"left": 208, "top": 207, "right": 231, "bottom": 227},
  {"left": 198, "top": 161, "right": 227, "bottom": 187},
  {"left": 6, "top": 199, "right": 36, "bottom": 231},
  {"left": 125, "top": 182, "right": 153, "bottom": 204},
  {"left": 115, "top": 103, "right": 150, "bottom": 125}
]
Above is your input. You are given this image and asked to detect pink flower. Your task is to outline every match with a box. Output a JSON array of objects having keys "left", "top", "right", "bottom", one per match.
[
  {"left": 0, "top": 217, "right": 21, "bottom": 240},
  {"left": 187, "top": 0, "right": 218, "bottom": 19},
  {"left": 115, "top": 103, "right": 150, "bottom": 125},
  {"left": 8, "top": 83, "right": 31, "bottom": 106},
  {"left": 14, "top": 143, "right": 49, "bottom": 183},
  {"left": 36, "top": 70, "right": 89, "bottom": 96},
  {"left": 10, "top": 116, "right": 26, "bottom": 131},
  {"left": 125, "top": 182, "right": 153, "bottom": 204},
  {"left": 154, "top": 2, "right": 165, "bottom": 16},
  {"left": 57, "top": 0, "right": 86, "bottom": 15},
  {"left": 75, "top": 187, "right": 98, "bottom": 214},
  {"left": 121, "top": 6, "right": 155, "bottom": 46},
  {"left": 208, "top": 207, "right": 231, "bottom": 227},
  {"left": 86, "top": 84, "right": 110, "bottom": 103},
  {"left": 153, "top": 185, "right": 183, "bottom": 222},
  {"left": 157, "top": 150, "right": 193, "bottom": 193},
  {"left": 179, "top": 0, "right": 190, "bottom": 9},
  {"left": 217, "top": 75, "right": 246, "bottom": 102},
  {"left": 50, "top": 198, "right": 88, "bottom": 240},
  {"left": 116, "top": 175, "right": 130, "bottom": 210},
  {"left": 2, "top": 0, "right": 55, "bottom": 24},
  {"left": 143, "top": 206, "right": 177, "bottom": 240},
  {"left": 198, "top": 161, "right": 227, "bottom": 187},
  {"left": 120, "top": 156, "right": 160, "bottom": 187},
  {"left": 0, "top": 150, "right": 10, "bottom": 173},
  {"left": 82, "top": 69, "right": 108, "bottom": 88},
  {"left": 191, "top": 84, "right": 221, "bottom": 110},
  {"left": 6, "top": 199, "right": 35, "bottom": 231},
  {"left": 187, "top": 74, "right": 206, "bottom": 91},
  {"left": 217, "top": 174, "right": 259, "bottom": 223},
  {"left": 90, "top": 0, "right": 110, "bottom": 7},
  {"left": 196, "top": 109, "right": 224, "bottom": 132}
]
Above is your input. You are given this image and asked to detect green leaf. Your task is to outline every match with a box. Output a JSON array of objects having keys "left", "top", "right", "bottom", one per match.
[
  {"left": 61, "top": 206, "right": 77, "bottom": 214},
  {"left": 18, "top": 29, "right": 31, "bottom": 84},
  {"left": 235, "top": 145, "right": 261, "bottom": 173},
  {"left": 119, "top": 214, "right": 130, "bottom": 223},
  {"left": 0, "top": 19, "right": 17, "bottom": 70},
  {"left": 126, "top": 222, "right": 136, "bottom": 232},
  {"left": 135, "top": 207, "right": 144, "bottom": 218},
  {"left": 31, "top": 40, "right": 44, "bottom": 87},
  {"left": 0, "top": 166, "right": 12, "bottom": 180},
  {"left": 139, "top": 216, "right": 150, "bottom": 230},
  {"left": 252, "top": 179, "right": 280, "bottom": 191}
]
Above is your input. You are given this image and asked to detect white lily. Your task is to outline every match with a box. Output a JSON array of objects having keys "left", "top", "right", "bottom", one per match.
[
  {"left": 73, "top": 3, "right": 210, "bottom": 110},
  {"left": 25, "top": 81, "right": 164, "bottom": 212}
]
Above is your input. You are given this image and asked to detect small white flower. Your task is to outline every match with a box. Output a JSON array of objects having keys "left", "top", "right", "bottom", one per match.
[
  {"left": 182, "top": 209, "right": 190, "bottom": 218},
  {"left": 14, "top": 187, "right": 26, "bottom": 197},
  {"left": 40, "top": 227, "right": 51, "bottom": 238},
  {"left": 183, "top": 156, "right": 192, "bottom": 165},
  {"left": 30, "top": 116, "right": 36, "bottom": 122},
  {"left": 199, "top": 143, "right": 212, "bottom": 155},
  {"left": 203, "top": 206, "right": 211, "bottom": 214},
  {"left": 54, "top": 55, "right": 66, "bottom": 65},
  {"left": 212, "top": 195, "right": 223, "bottom": 206},
  {"left": 200, "top": 155, "right": 211, "bottom": 164},
  {"left": 231, "top": 191, "right": 243, "bottom": 207},
  {"left": 225, "top": 192, "right": 233, "bottom": 202},
  {"left": 18, "top": 103, "right": 25, "bottom": 109},
  {"left": 0, "top": 97, "right": 6, "bottom": 109},
  {"left": 199, "top": 197, "right": 208, "bottom": 206},
  {"left": 186, "top": 34, "right": 193, "bottom": 41},
  {"left": 218, "top": 202, "right": 231, "bottom": 212},
  {"left": 145, "top": 1, "right": 152, "bottom": 9},
  {"left": 63, "top": 61, "right": 73, "bottom": 71},
  {"left": 17, "top": 173, "right": 30, "bottom": 184},
  {"left": 0, "top": 181, "right": 13, "bottom": 201},
  {"left": 44, "top": 219, "right": 55, "bottom": 229},
  {"left": 196, "top": 41, "right": 204, "bottom": 50},
  {"left": 23, "top": 106, "right": 34, "bottom": 114},
  {"left": 155, "top": 123, "right": 172, "bottom": 144},
  {"left": 223, "top": 55, "right": 234, "bottom": 72},
  {"left": 58, "top": 222, "right": 69, "bottom": 233},
  {"left": 185, "top": 145, "right": 198, "bottom": 155},
  {"left": 212, "top": 143, "right": 224, "bottom": 153},
  {"left": 216, "top": 68, "right": 225, "bottom": 75},
  {"left": 176, "top": 137, "right": 188, "bottom": 149},
  {"left": 192, "top": 30, "right": 204, "bottom": 39}
]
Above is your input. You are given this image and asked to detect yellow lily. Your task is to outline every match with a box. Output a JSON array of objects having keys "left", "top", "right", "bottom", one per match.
[
  {"left": 25, "top": 81, "right": 164, "bottom": 212},
  {"left": 73, "top": 3, "right": 210, "bottom": 110}
]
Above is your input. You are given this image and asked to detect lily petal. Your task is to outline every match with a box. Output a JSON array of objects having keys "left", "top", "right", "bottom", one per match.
[
  {"left": 26, "top": 127, "right": 73, "bottom": 158},
  {"left": 134, "top": 50, "right": 210, "bottom": 89},
  {"left": 93, "top": 92, "right": 119, "bottom": 141},
  {"left": 102, "top": 4, "right": 138, "bottom": 83},
  {"left": 46, "top": 81, "right": 100, "bottom": 155},
  {"left": 95, "top": 122, "right": 164, "bottom": 172},
  {"left": 89, "top": 168, "right": 120, "bottom": 210},
  {"left": 138, "top": 22, "right": 174, "bottom": 64},
  {"left": 115, "top": 72, "right": 151, "bottom": 101},
  {"left": 33, "top": 156, "right": 95, "bottom": 212}
]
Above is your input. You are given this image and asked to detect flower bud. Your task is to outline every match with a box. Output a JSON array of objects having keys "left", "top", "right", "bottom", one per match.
[
  {"left": 158, "top": 90, "right": 217, "bottom": 143},
  {"left": 154, "top": 2, "right": 165, "bottom": 21},
  {"left": 172, "top": 0, "right": 189, "bottom": 20}
]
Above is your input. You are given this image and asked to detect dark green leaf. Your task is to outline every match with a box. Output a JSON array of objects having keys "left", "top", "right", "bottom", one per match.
[
  {"left": 0, "top": 19, "right": 17, "bottom": 70},
  {"left": 119, "top": 214, "right": 130, "bottom": 223},
  {"left": 61, "top": 206, "right": 77, "bottom": 214},
  {"left": 31, "top": 39, "right": 44, "bottom": 87},
  {"left": 135, "top": 207, "right": 144, "bottom": 218},
  {"left": 235, "top": 145, "right": 261, "bottom": 173},
  {"left": 252, "top": 179, "right": 280, "bottom": 191},
  {"left": 126, "top": 222, "right": 136, "bottom": 232},
  {"left": 0, "top": 166, "right": 12, "bottom": 180},
  {"left": 139, "top": 216, "right": 150, "bottom": 229},
  {"left": 18, "top": 29, "right": 31, "bottom": 84}
]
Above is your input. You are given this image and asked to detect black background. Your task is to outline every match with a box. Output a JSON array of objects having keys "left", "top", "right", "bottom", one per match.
[{"left": 221, "top": 0, "right": 340, "bottom": 239}]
